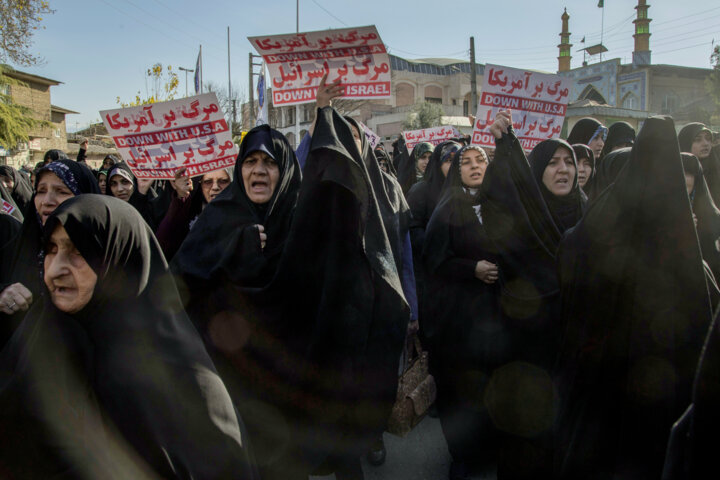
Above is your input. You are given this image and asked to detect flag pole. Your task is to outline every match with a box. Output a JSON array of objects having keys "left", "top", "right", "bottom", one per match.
[{"left": 200, "top": 45, "right": 204, "bottom": 93}]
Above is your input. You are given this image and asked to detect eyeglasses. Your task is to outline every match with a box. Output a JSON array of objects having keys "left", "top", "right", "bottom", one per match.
[{"left": 201, "top": 178, "right": 231, "bottom": 188}]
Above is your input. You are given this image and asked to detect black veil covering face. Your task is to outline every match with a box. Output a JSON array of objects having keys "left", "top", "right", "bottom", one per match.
[
  {"left": 0, "top": 195, "right": 257, "bottom": 479},
  {"left": 682, "top": 153, "right": 720, "bottom": 289},
  {"left": 173, "top": 124, "right": 301, "bottom": 287},
  {"left": 600, "top": 121, "right": 636, "bottom": 159},
  {"left": 1, "top": 160, "right": 99, "bottom": 346},
  {"left": 554, "top": 116, "right": 713, "bottom": 479},
  {"left": 679, "top": 122, "right": 720, "bottom": 207},
  {"left": 422, "top": 145, "right": 502, "bottom": 469},
  {"left": 479, "top": 131, "right": 584, "bottom": 479},
  {"left": 0, "top": 165, "right": 33, "bottom": 215}
]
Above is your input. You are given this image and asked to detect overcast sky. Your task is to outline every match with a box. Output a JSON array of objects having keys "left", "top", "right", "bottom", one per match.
[{"left": 15, "top": 0, "right": 720, "bottom": 130}]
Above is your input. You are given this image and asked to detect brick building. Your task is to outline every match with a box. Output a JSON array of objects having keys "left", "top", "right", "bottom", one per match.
[{"left": 1, "top": 69, "right": 77, "bottom": 169}]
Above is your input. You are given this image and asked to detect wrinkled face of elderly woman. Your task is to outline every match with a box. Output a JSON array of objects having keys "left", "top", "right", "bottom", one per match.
[
  {"left": 241, "top": 151, "right": 279, "bottom": 204},
  {"left": 44, "top": 225, "right": 98, "bottom": 314},
  {"left": 35, "top": 172, "right": 74, "bottom": 225}
]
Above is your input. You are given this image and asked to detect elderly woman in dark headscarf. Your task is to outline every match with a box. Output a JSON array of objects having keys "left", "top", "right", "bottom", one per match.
[
  {"left": 397, "top": 141, "right": 434, "bottom": 195},
  {"left": 0, "top": 165, "right": 33, "bottom": 214},
  {"left": 0, "top": 194, "right": 258, "bottom": 479},
  {"left": 0, "top": 159, "right": 100, "bottom": 346},
  {"left": 600, "top": 121, "right": 635, "bottom": 160},
  {"left": 422, "top": 144, "right": 501, "bottom": 479},
  {"left": 481, "top": 110, "right": 585, "bottom": 480},
  {"left": 567, "top": 117, "right": 607, "bottom": 161}
]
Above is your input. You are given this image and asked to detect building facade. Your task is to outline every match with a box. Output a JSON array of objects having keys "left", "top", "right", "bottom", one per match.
[{"left": 1, "top": 69, "right": 77, "bottom": 169}]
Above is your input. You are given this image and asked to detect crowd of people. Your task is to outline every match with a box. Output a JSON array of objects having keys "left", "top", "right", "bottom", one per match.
[{"left": 1, "top": 76, "right": 720, "bottom": 480}]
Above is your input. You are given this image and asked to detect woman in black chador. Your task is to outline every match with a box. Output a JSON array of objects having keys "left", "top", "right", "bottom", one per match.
[
  {"left": 423, "top": 144, "right": 501, "bottom": 479},
  {"left": 555, "top": 116, "right": 714, "bottom": 480},
  {"left": 480, "top": 110, "right": 584, "bottom": 480},
  {"left": 0, "top": 195, "right": 257, "bottom": 479}
]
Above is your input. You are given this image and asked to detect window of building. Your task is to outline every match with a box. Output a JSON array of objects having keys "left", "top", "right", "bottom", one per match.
[
  {"left": 622, "top": 92, "right": 639, "bottom": 110},
  {"left": 302, "top": 104, "right": 312, "bottom": 123},
  {"left": 662, "top": 95, "right": 677, "bottom": 114},
  {"left": 636, "top": 24, "right": 649, "bottom": 35},
  {"left": 54, "top": 129, "right": 61, "bottom": 138},
  {"left": 287, "top": 106, "right": 295, "bottom": 126},
  {"left": 463, "top": 100, "right": 469, "bottom": 116}
]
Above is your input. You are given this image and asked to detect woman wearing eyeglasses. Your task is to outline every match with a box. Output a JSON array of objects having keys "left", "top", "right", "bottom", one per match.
[{"left": 155, "top": 166, "right": 233, "bottom": 261}]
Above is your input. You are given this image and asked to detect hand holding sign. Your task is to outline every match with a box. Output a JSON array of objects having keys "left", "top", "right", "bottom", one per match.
[
  {"left": 317, "top": 72, "right": 344, "bottom": 108},
  {"left": 490, "top": 109, "right": 513, "bottom": 140}
]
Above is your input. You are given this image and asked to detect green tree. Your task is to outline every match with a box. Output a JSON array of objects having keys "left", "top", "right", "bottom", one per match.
[
  {"left": 707, "top": 45, "right": 720, "bottom": 125},
  {"left": 0, "top": 0, "right": 54, "bottom": 66},
  {"left": 116, "top": 63, "right": 179, "bottom": 107},
  {"left": 404, "top": 101, "right": 444, "bottom": 130},
  {"left": 0, "top": 1, "right": 54, "bottom": 149},
  {"left": 0, "top": 65, "right": 46, "bottom": 148}
]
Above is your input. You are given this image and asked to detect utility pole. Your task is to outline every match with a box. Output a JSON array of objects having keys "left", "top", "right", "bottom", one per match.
[
  {"left": 248, "top": 53, "right": 263, "bottom": 128},
  {"left": 228, "top": 27, "right": 232, "bottom": 135},
  {"left": 470, "top": 36, "right": 478, "bottom": 116},
  {"left": 178, "top": 67, "right": 194, "bottom": 97}
]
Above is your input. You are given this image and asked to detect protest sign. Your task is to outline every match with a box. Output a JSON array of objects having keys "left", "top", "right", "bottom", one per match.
[
  {"left": 2, "top": 200, "right": 15, "bottom": 215},
  {"left": 101, "top": 93, "right": 237, "bottom": 179},
  {"left": 402, "top": 126, "right": 461, "bottom": 151},
  {"left": 249, "top": 26, "right": 391, "bottom": 106},
  {"left": 359, "top": 122, "right": 381, "bottom": 149},
  {"left": 472, "top": 64, "right": 572, "bottom": 151}
]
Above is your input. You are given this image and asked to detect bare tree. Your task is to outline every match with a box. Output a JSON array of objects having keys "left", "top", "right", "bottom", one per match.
[{"left": 204, "top": 81, "right": 247, "bottom": 131}]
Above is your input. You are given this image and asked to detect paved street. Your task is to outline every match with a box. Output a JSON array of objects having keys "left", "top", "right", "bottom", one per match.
[{"left": 312, "top": 416, "right": 497, "bottom": 480}]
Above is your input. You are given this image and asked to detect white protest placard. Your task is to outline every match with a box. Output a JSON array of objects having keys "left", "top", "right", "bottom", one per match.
[
  {"left": 249, "top": 26, "right": 391, "bottom": 106},
  {"left": 402, "top": 126, "right": 461, "bottom": 151},
  {"left": 100, "top": 93, "right": 237, "bottom": 179},
  {"left": 359, "top": 121, "right": 381, "bottom": 149},
  {"left": 472, "top": 64, "right": 572, "bottom": 151}
]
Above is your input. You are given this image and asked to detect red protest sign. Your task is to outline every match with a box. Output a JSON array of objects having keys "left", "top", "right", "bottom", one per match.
[
  {"left": 249, "top": 26, "right": 391, "bottom": 106},
  {"left": 472, "top": 64, "right": 573, "bottom": 151},
  {"left": 100, "top": 93, "right": 238, "bottom": 179}
]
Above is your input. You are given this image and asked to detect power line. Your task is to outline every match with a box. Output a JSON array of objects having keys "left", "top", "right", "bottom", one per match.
[
  {"left": 149, "top": 0, "right": 227, "bottom": 43},
  {"left": 311, "top": 0, "right": 349, "bottom": 27}
]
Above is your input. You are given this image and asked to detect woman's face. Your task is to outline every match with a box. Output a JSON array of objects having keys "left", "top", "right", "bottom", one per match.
[
  {"left": 102, "top": 158, "right": 115, "bottom": 170},
  {"left": 44, "top": 225, "right": 98, "bottom": 314},
  {"left": 109, "top": 174, "right": 134, "bottom": 202},
  {"left": 685, "top": 172, "right": 696, "bottom": 196},
  {"left": 576, "top": 158, "right": 593, "bottom": 188},
  {"left": 242, "top": 151, "right": 279, "bottom": 204},
  {"left": 542, "top": 146, "right": 576, "bottom": 197},
  {"left": 588, "top": 136, "right": 605, "bottom": 159},
  {"left": 35, "top": 172, "right": 74, "bottom": 225},
  {"left": 459, "top": 149, "right": 488, "bottom": 188},
  {"left": 350, "top": 125, "right": 363, "bottom": 154},
  {"left": 201, "top": 170, "right": 231, "bottom": 203},
  {"left": 417, "top": 152, "right": 432, "bottom": 174},
  {"left": 98, "top": 173, "right": 107, "bottom": 195},
  {"left": 692, "top": 131, "right": 713, "bottom": 160},
  {"left": 1, "top": 175, "right": 13, "bottom": 190}
]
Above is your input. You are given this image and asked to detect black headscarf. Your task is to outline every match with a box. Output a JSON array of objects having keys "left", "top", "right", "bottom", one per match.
[
  {"left": 567, "top": 117, "right": 606, "bottom": 146},
  {"left": 582, "top": 147, "right": 632, "bottom": 202},
  {"left": 600, "top": 121, "right": 635, "bottom": 159},
  {"left": 42, "top": 149, "right": 68, "bottom": 164},
  {"left": 105, "top": 162, "right": 165, "bottom": 230},
  {"left": 0, "top": 159, "right": 100, "bottom": 345},
  {"left": 0, "top": 165, "right": 33, "bottom": 215},
  {"left": 528, "top": 138, "right": 585, "bottom": 233},
  {"left": 173, "top": 125, "right": 301, "bottom": 287},
  {"left": 374, "top": 146, "right": 396, "bottom": 176},
  {"left": 0, "top": 182, "right": 22, "bottom": 222},
  {"left": 391, "top": 135, "right": 408, "bottom": 172},
  {"left": 555, "top": 116, "right": 713, "bottom": 479},
  {"left": 0, "top": 195, "right": 257, "bottom": 479},
  {"left": 679, "top": 123, "right": 720, "bottom": 208},
  {"left": 397, "top": 142, "right": 434, "bottom": 195},
  {"left": 682, "top": 152, "right": 720, "bottom": 286},
  {"left": 422, "top": 145, "right": 500, "bottom": 348},
  {"left": 572, "top": 144, "right": 595, "bottom": 189}
]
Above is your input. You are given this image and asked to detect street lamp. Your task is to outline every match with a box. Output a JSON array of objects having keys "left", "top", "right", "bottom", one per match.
[{"left": 178, "top": 66, "right": 194, "bottom": 97}]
